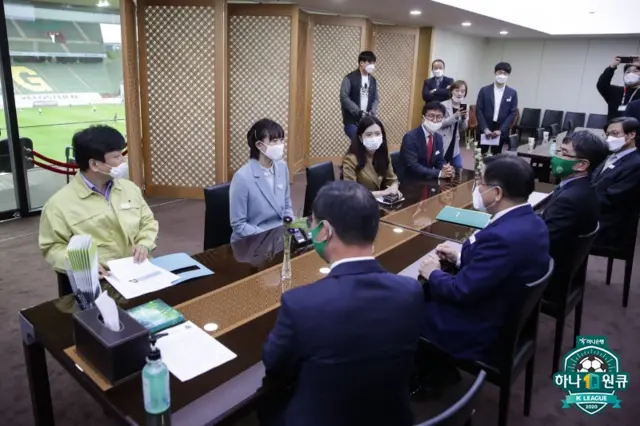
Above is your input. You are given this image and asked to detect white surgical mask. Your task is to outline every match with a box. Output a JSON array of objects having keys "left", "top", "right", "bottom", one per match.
[
  {"left": 495, "top": 74, "right": 508, "bottom": 84},
  {"left": 261, "top": 143, "right": 285, "bottom": 161},
  {"left": 606, "top": 136, "right": 626, "bottom": 152},
  {"left": 453, "top": 95, "right": 465, "bottom": 103},
  {"left": 623, "top": 73, "right": 640, "bottom": 86},
  {"left": 100, "top": 161, "right": 128, "bottom": 180},
  {"left": 423, "top": 120, "right": 442, "bottom": 134},
  {"left": 362, "top": 136, "right": 383, "bottom": 151},
  {"left": 472, "top": 186, "right": 497, "bottom": 213},
  {"left": 433, "top": 69, "right": 444, "bottom": 78},
  {"left": 365, "top": 64, "right": 375, "bottom": 74}
]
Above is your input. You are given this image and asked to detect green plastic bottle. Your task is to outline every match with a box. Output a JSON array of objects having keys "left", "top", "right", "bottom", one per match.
[{"left": 142, "top": 335, "right": 170, "bottom": 414}]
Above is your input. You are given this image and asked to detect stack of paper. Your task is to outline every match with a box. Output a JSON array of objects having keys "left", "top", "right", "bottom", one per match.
[
  {"left": 66, "top": 235, "right": 101, "bottom": 309},
  {"left": 105, "top": 257, "right": 179, "bottom": 299},
  {"left": 528, "top": 191, "right": 551, "bottom": 208}
]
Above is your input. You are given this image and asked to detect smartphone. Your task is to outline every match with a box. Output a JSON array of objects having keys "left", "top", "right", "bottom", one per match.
[
  {"left": 618, "top": 56, "right": 635, "bottom": 64},
  {"left": 460, "top": 103, "right": 468, "bottom": 111}
]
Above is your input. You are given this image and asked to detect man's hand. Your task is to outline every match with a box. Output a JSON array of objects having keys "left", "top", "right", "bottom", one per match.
[
  {"left": 611, "top": 56, "right": 622, "bottom": 69},
  {"left": 132, "top": 245, "right": 149, "bottom": 264},
  {"left": 435, "top": 243, "right": 459, "bottom": 264},
  {"left": 494, "top": 130, "right": 502, "bottom": 137},
  {"left": 419, "top": 254, "right": 441, "bottom": 279},
  {"left": 98, "top": 264, "right": 110, "bottom": 278},
  {"left": 484, "top": 128, "right": 492, "bottom": 136},
  {"left": 439, "top": 164, "right": 455, "bottom": 179}
]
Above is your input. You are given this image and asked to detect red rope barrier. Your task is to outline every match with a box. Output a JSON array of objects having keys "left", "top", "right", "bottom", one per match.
[
  {"left": 30, "top": 159, "right": 77, "bottom": 175},
  {"left": 30, "top": 150, "right": 79, "bottom": 168}
]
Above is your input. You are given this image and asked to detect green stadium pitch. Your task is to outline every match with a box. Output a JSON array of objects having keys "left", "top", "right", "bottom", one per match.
[{"left": 1, "top": 104, "right": 126, "bottom": 162}]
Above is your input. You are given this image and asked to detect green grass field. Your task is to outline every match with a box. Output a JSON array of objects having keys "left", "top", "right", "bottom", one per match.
[{"left": 0, "top": 104, "right": 126, "bottom": 162}]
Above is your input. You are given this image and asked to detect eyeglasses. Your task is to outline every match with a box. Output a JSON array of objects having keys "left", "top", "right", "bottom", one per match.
[{"left": 425, "top": 114, "right": 444, "bottom": 122}]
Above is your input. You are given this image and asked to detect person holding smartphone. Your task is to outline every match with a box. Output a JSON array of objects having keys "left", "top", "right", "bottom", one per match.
[
  {"left": 438, "top": 80, "right": 469, "bottom": 169},
  {"left": 597, "top": 55, "right": 640, "bottom": 120}
]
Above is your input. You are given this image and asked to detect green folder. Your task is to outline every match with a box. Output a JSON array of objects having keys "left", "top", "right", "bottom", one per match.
[{"left": 436, "top": 206, "right": 491, "bottom": 229}]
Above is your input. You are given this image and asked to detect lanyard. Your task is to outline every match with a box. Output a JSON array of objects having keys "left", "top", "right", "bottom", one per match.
[{"left": 621, "top": 86, "right": 640, "bottom": 106}]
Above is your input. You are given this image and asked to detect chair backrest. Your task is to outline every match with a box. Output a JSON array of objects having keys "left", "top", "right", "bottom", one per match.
[
  {"left": 508, "top": 134, "right": 519, "bottom": 151},
  {"left": 303, "top": 161, "right": 335, "bottom": 217},
  {"left": 562, "top": 112, "right": 586, "bottom": 132},
  {"left": 519, "top": 108, "right": 542, "bottom": 128},
  {"left": 203, "top": 182, "right": 232, "bottom": 250},
  {"left": 416, "top": 370, "right": 487, "bottom": 426},
  {"left": 549, "top": 123, "right": 560, "bottom": 137},
  {"left": 541, "top": 110, "right": 564, "bottom": 129},
  {"left": 390, "top": 150, "right": 405, "bottom": 183},
  {"left": 468, "top": 105, "right": 478, "bottom": 128},
  {"left": 586, "top": 113, "right": 608, "bottom": 131},
  {"left": 493, "top": 259, "right": 554, "bottom": 369}
]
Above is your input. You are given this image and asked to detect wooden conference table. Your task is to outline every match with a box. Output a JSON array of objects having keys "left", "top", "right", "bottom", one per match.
[{"left": 19, "top": 170, "right": 555, "bottom": 426}]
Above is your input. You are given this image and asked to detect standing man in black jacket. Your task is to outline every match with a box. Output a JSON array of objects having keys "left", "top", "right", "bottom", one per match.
[
  {"left": 340, "top": 51, "right": 379, "bottom": 140},
  {"left": 422, "top": 59, "right": 454, "bottom": 105},
  {"left": 597, "top": 56, "right": 640, "bottom": 120}
]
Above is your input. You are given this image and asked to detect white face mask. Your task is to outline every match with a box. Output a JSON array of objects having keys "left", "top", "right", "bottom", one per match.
[
  {"left": 433, "top": 69, "right": 444, "bottom": 78},
  {"left": 97, "top": 161, "right": 128, "bottom": 180},
  {"left": 495, "top": 74, "right": 508, "bottom": 84},
  {"left": 472, "top": 186, "right": 497, "bottom": 213},
  {"left": 260, "top": 143, "right": 285, "bottom": 161},
  {"left": 453, "top": 95, "right": 465, "bottom": 103},
  {"left": 362, "top": 136, "right": 383, "bottom": 152},
  {"left": 623, "top": 73, "right": 640, "bottom": 86},
  {"left": 606, "top": 136, "right": 626, "bottom": 152},
  {"left": 423, "top": 120, "right": 442, "bottom": 134},
  {"left": 365, "top": 64, "right": 375, "bottom": 74}
]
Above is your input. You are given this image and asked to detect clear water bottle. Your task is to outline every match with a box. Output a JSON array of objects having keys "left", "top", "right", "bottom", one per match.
[
  {"left": 142, "top": 335, "right": 170, "bottom": 415},
  {"left": 549, "top": 138, "right": 557, "bottom": 156}
]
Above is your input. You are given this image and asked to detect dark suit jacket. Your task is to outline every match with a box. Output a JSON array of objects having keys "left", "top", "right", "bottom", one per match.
[
  {"left": 262, "top": 259, "right": 423, "bottom": 426},
  {"left": 422, "top": 76, "right": 454, "bottom": 104},
  {"left": 423, "top": 205, "right": 550, "bottom": 361},
  {"left": 400, "top": 126, "right": 445, "bottom": 180},
  {"left": 475, "top": 84, "right": 518, "bottom": 134},
  {"left": 542, "top": 176, "right": 599, "bottom": 260},
  {"left": 625, "top": 99, "right": 640, "bottom": 148},
  {"left": 591, "top": 150, "right": 640, "bottom": 247}
]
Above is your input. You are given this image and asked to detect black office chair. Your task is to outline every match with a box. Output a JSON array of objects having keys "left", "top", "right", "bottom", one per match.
[
  {"left": 508, "top": 134, "right": 519, "bottom": 152},
  {"left": 515, "top": 108, "right": 541, "bottom": 143},
  {"left": 415, "top": 370, "right": 487, "bottom": 426},
  {"left": 541, "top": 110, "right": 563, "bottom": 133},
  {"left": 542, "top": 223, "right": 599, "bottom": 375},
  {"left": 203, "top": 182, "right": 232, "bottom": 250},
  {"left": 57, "top": 272, "right": 73, "bottom": 297},
  {"left": 586, "top": 113, "right": 608, "bottom": 130},
  {"left": 590, "top": 212, "right": 640, "bottom": 307},
  {"left": 562, "top": 112, "right": 586, "bottom": 132},
  {"left": 452, "top": 259, "right": 554, "bottom": 426},
  {"left": 303, "top": 161, "right": 335, "bottom": 217},
  {"left": 390, "top": 150, "right": 405, "bottom": 183}
]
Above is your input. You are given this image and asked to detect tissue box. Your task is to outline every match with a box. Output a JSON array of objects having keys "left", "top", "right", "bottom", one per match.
[{"left": 73, "top": 306, "right": 149, "bottom": 384}]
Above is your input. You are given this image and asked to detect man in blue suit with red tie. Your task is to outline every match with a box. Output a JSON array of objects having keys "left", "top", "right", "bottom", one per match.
[
  {"left": 261, "top": 181, "right": 423, "bottom": 426},
  {"left": 400, "top": 102, "right": 455, "bottom": 181},
  {"left": 476, "top": 62, "right": 518, "bottom": 155},
  {"left": 418, "top": 155, "right": 550, "bottom": 367}
]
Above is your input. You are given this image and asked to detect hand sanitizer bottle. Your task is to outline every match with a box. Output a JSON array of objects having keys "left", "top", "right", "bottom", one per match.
[
  {"left": 142, "top": 335, "right": 170, "bottom": 414},
  {"left": 549, "top": 138, "right": 557, "bottom": 156}
]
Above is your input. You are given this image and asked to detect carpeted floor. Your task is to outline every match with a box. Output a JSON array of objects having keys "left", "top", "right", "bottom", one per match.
[{"left": 1, "top": 151, "right": 639, "bottom": 426}]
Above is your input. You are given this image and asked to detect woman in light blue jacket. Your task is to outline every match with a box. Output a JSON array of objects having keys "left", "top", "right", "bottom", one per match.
[{"left": 230, "top": 119, "right": 294, "bottom": 242}]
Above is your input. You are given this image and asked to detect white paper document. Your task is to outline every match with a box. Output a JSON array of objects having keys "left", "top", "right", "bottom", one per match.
[
  {"left": 105, "top": 258, "right": 180, "bottom": 299},
  {"left": 480, "top": 134, "right": 500, "bottom": 146},
  {"left": 528, "top": 191, "right": 551, "bottom": 208},
  {"left": 156, "top": 321, "right": 237, "bottom": 382}
]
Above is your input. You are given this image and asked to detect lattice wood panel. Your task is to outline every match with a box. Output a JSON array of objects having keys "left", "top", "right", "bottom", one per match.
[
  {"left": 291, "top": 19, "right": 308, "bottom": 172},
  {"left": 309, "top": 24, "right": 362, "bottom": 158},
  {"left": 228, "top": 15, "right": 291, "bottom": 170},
  {"left": 373, "top": 30, "right": 416, "bottom": 148},
  {"left": 143, "top": 5, "right": 216, "bottom": 187}
]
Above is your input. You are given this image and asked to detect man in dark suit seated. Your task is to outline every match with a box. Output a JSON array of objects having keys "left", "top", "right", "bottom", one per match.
[
  {"left": 624, "top": 99, "right": 640, "bottom": 148},
  {"left": 261, "top": 180, "right": 423, "bottom": 426},
  {"left": 416, "top": 155, "right": 550, "bottom": 381},
  {"left": 543, "top": 130, "right": 608, "bottom": 254},
  {"left": 475, "top": 62, "right": 518, "bottom": 155},
  {"left": 422, "top": 59, "right": 454, "bottom": 104},
  {"left": 400, "top": 101, "right": 455, "bottom": 181},
  {"left": 592, "top": 117, "right": 640, "bottom": 247}
]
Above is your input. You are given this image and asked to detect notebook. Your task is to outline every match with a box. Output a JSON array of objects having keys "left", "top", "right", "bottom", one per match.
[
  {"left": 127, "top": 299, "right": 185, "bottom": 334},
  {"left": 436, "top": 206, "right": 491, "bottom": 229}
]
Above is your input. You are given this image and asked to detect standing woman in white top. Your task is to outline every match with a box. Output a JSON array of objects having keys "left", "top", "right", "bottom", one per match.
[
  {"left": 229, "top": 119, "right": 294, "bottom": 242},
  {"left": 438, "top": 80, "right": 469, "bottom": 169}
]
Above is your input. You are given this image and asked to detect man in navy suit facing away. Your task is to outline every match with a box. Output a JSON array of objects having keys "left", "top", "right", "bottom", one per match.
[
  {"left": 476, "top": 62, "right": 519, "bottom": 155},
  {"left": 261, "top": 180, "right": 423, "bottom": 426},
  {"left": 418, "top": 155, "right": 550, "bottom": 366}
]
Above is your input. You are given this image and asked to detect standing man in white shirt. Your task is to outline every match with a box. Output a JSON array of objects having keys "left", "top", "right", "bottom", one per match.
[
  {"left": 475, "top": 62, "right": 518, "bottom": 155},
  {"left": 340, "top": 51, "right": 380, "bottom": 140}
]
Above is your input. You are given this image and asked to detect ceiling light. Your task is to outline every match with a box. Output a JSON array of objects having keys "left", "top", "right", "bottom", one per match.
[
  {"left": 499, "top": 30, "right": 509, "bottom": 35},
  {"left": 96, "top": 0, "right": 109, "bottom": 7},
  {"left": 461, "top": 22, "right": 472, "bottom": 27},
  {"left": 410, "top": 10, "right": 422, "bottom": 16}
]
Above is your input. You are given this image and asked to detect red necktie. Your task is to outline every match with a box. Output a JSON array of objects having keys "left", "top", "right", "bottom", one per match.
[{"left": 426, "top": 134, "right": 433, "bottom": 165}]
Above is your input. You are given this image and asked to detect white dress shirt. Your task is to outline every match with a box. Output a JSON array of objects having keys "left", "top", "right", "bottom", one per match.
[
  {"left": 493, "top": 84, "right": 506, "bottom": 122},
  {"left": 330, "top": 256, "right": 375, "bottom": 270},
  {"left": 360, "top": 75, "right": 370, "bottom": 112},
  {"left": 259, "top": 163, "right": 276, "bottom": 193},
  {"left": 601, "top": 146, "right": 637, "bottom": 172}
]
